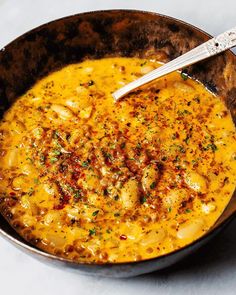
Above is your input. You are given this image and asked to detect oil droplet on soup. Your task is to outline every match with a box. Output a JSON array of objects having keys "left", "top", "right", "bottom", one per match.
[{"left": 0, "top": 57, "right": 235, "bottom": 263}]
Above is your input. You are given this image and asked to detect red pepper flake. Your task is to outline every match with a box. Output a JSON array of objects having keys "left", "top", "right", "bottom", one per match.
[
  {"left": 10, "top": 192, "right": 16, "bottom": 196},
  {"left": 120, "top": 234, "right": 127, "bottom": 240},
  {"left": 53, "top": 193, "right": 71, "bottom": 210},
  {"left": 54, "top": 203, "right": 65, "bottom": 210}
]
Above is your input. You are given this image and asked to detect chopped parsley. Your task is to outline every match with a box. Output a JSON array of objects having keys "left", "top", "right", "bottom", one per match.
[
  {"left": 180, "top": 71, "right": 188, "bottom": 80},
  {"left": 104, "top": 152, "right": 112, "bottom": 160},
  {"left": 204, "top": 143, "right": 217, "bottom": 152},
  {"left": 34, "top": 178, "right": 40, "bottom": 184},
  {"left": 39, "top": 154, "right": 45, "bottom": 164},
  {"left": 81, "top": 161, "right": 89, "bottom": 167},
  {"left": 177, "top": 109, "right": 192, "bottom": 116},
  {"left": 120, "top": 142, "right": 126, "bottom": 149},
  {"left": 53, "top": 130, "right": 60, "bottom": 139},
  {"left": 28, "top": 187, "right": 34, "bottom": 196},
  {"left": 184, "top": 135, "right": 190, "bottom": 144},
  {"left": 89, "top": 228, "right": 96, "bottom": 236},
  {"left": 140, "top": 196, "right": 147, "bottom": 204},
  {"left": 176, "top": 145, "right": 185, "bottom": 153},
  {"left": 50, "top": 157, "right": 58, "bottom": 164},
  {"left": 74, "top": 190, "right": 81, "bottom": 199},
  {"left": 92, "top": 210, "right": 99, "bottom": 216},
  {"left": 114, "top": 195, "right": 119, "bottom": 201},
  {"left": 136, "top": 143, "right": 142, "bottom": 149},
  {"left": 53, "top": 149, "right": 61, "bottom": 156},
  {"left": 185, "top": 209, "right": 192, "bottom": 213},
  {"left": 26, "top": 157, "right": 33, "bottom": 163},
  {"left": 150, "top": 182, "right": 157, "bottom": 189}
]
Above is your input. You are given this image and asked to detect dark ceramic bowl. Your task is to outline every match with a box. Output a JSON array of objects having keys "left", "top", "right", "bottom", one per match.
[{"left": 0, "top": 10, "right": 235, "bottom": 278}]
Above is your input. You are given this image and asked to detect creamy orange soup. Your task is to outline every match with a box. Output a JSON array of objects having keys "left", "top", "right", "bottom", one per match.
[{"left": 0, "top": 57, "right": 235, "bottom": 263}]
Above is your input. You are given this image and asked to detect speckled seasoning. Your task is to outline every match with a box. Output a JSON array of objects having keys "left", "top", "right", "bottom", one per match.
[{"left": 0, "top": 57, "right": 235, "bottom": 263}]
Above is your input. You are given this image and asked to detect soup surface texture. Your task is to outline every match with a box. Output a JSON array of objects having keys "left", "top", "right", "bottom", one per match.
[{"left": 0, "top": 57, "right": 235, "bottom": 263}]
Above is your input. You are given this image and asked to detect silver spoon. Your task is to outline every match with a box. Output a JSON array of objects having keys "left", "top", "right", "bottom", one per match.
[{"left": 113, "top": 26, "right": 236, "bottom": 101}]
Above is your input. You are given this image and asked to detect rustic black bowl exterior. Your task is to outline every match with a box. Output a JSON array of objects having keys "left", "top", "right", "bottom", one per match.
[{"left": 0, "top": 10, "right": 235, "bottom": 278}]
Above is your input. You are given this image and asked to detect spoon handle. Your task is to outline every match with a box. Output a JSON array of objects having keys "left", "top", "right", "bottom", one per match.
[{"left": 113, "top": 26, "right": 236, "bottom": 100}]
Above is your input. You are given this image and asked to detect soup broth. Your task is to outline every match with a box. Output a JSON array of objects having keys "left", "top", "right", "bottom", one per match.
[{"left": 0, "top": 57, "right": 235, "bottom": 263}]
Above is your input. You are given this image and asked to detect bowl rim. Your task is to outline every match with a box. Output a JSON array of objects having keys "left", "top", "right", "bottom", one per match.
[{"left": 0, "top": 8, "right": 235, "bottom": 267}]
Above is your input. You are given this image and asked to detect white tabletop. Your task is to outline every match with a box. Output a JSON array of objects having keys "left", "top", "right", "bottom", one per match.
[{"left": 0, "top": 1, "right": 236, "bottom": 294}]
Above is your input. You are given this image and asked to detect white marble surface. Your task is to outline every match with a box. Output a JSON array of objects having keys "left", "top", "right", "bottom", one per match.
[{"left": 0, "top": 1, "right": 236, "bottom": 294}]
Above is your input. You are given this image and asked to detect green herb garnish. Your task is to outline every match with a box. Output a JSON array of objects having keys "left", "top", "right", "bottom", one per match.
[
  {"left": 184, "top": 135, "right": 190, "bottom": 144},
  {"left": 181, "top": 72, "right": 188, "bottom": 80},
  {"left": 150, "top": 182, "right": 156, "bottom": 189},
  {"left": 26, "top": 157, "right": 33, "bottom": 163},
  {"left": 204, "top": 143, "right": 217, "bottom": 152},
  {"left": 28, "top": 187, "right": 34, "bottom": 196},
  {"left": 120, "top": 142, "right": 126, "bottom": 149},
  {"left": 177, "top": 109, "right": 192, "bottom": 116},
  {"left": 53, "top": 130, "right": 60, "bottom": 139},
  {"left": 140, "top": 196, "right": 147, "bottom": 204},
  {"left": 89, "top": 228, "right": 96, "bottom": 236},
  {"left": 53, "top": 149, "right": 61, "bottom": 156},
  {"left": 92, "top": 210, "right": 99, "bottom": 217},
  {"left": 74, "top": 190, "right": 81, "bottom": 199},
  {"left": 50, "top": 157, "right": 58, "bottom": 163},
  {"left": 81, "top": 161, "right": 89, "bottom": 167},
  {"left": 34, "top": 178, "right": 40, "bottom": 184}
]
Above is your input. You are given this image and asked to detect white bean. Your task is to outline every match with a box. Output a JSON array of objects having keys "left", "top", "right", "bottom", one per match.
[
  {"left": 46, "top": 233, "right": 66, "bottom": 247},
  {"left": 76, "top": 85, "right": 89, "bottom": 95},
  {"left": 4, "top": 148, "right": 18, "bottom": 167},
  {"left": 66, "top": 207, "right": 79, "bottom": 219},
  {"left": 51, "top": 104, "right": 75, "bottom": 120},
  {"left": 120, "top": 178, "right": 139, "bottom": 209},
  {"left": 21, "top": 163, "right": 36, "bottom": 175},
  {"left": 44, "top": 211, "right": 61, "bottom": 225},
  {"left": 174, "top": 81, "right": 194, "bottom": 93},
  {"left": 21, "top": 195, "right": 30, "bottom": 209},
  {"left": 140, "top": 228, "right": 166, "bottom": 246},
  {"left": 78, "top": 171, "right": 100, "bottom": 190},
  {"left": 185, "top": 171, "right": 207, "bottom": 193},
  {"left": 65, "top": 98, "right": 80, "bottom": 112},
  {"left": 142, "top": 164, "right": 159, "bottom": 192},
  {"left": 10, "top": 120, "right": 25, "bottom": 135},
  {"left": 79, "top": 106, "right": 93, "bottom": 119},
  {"left": 32, "top": 127, "right": 44, "bottom": 139},
  {"left": 140, "top": 65, "right": 155, "bottom": 74},
  {"left": 202, "top": 202, "right": 216, "bottom": 214},
  {"left": 22, "top": 215, "right": 35, "bottom": 227},
  {"left": 177, "top": 218, "right": 205, "bottom": 239},
  {"left": 11, "top": 175, "right": 27, "bottom": 190},
  {"left": 163, "top": 189, "right": 188, "bottom": 207},
  {"left": 43, "top": 183, "right": 56, "bottom": 195},
  {"left": 83, "top": 67, "right": 93, "bottom": 73}
]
